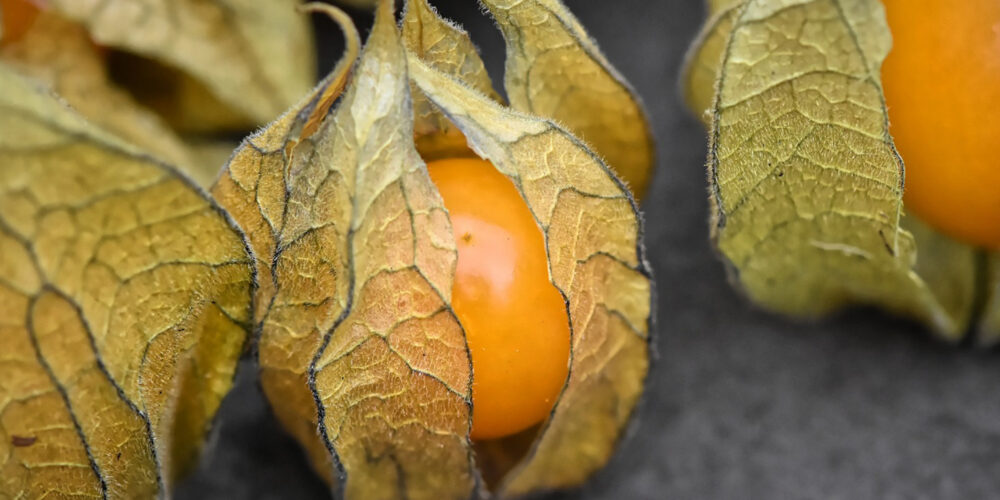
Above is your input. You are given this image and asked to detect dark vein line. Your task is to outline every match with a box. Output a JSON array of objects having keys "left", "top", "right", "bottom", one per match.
[
  {"left": 41, "top": 286, "right": 165, "bottom": 498},
  {"left": 830, "top": 0, "right": 906, "bottom": 254},
  {"left": 709, "top": 0, "right": 752, "bottom": 233},
  {"left": 24, "top": 294, "right": 108, "bottom": 500},
  {"left": 415, "top": 57, "right": 655, "bottom": 492},
  {"left": 398, "top": 173, "right": 475, "bottom": 404},
  {"left": 307, "top": 217, "right": 355, "bottom": 499}
]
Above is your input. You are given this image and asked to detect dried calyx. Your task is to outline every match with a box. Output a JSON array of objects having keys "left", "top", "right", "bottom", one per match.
[
  {"left": 0, "top": 0, "right": 654, "bottom": 497},
  {"left": 211, "top": 0, "right": 653, "bottom": 498},
  {"left": 681, "top": 0, "right": 1000, "bottom": 342}
]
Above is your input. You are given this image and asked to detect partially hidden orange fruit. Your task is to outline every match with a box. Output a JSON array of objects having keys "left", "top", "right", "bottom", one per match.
[
  {"left": 427, "top": 157, "right": 570, "bottom": 440},
  {"left": 0, "top": 0, "right": 41, "bottom": 44},
  {"left": 882, "top": 0, "right": 1000, "bottom": 248}
]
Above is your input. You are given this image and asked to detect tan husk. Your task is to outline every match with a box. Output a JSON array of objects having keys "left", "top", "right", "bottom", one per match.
[
  {"left": 210, "top": 3, "right": 363, "bottom": 487},
  {"left": 977, "top": 254, "right": 1000, "bottom": 345},
  {"left": 214, "top": 3, "right": 478, "bottom": 497},
  {"left": 212, "top": 0, "right": 652, "bottom": 498},
  {"left": 682, "top": 0, "right": 994, "bottom": 339},
  {"left": 479, "top": 0, "right": 656, "bottom": 199},
  {"left": 408, "top": 53, "right": 652, "bottom": 497},
  {"left": 0, "top": 0, "right": 319, "bottom": 185},
  {"left": 0, "top": 65, "right": 253, "bottom": 497},
  {"left": 0, "top": 9, "right": 198, "bottom": 179},
  {"left": 402, "top": 0, "right": 501, "bottom": 160},
  {"left": 707, "top": 0, "right": 744, "bottom": 13},
  {"left": 680, "top": 1, "right": 740, "bottom": 126},
  {"left": 0, "top": 0, "right": 655, "bottom": 495},
  {"left": 45, "top": 0, "right": 315, "bottom": 132}
]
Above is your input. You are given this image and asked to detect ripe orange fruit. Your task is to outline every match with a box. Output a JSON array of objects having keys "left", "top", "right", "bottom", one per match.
[
  {"left": 881, "top": 0, "right": 1000, "bottom": 248},
  {"left": 0, "top": 0, "right": 40, "bottom": 44},
  {"left": 427, "top": 157, "right": 570, "bottom": 440}
]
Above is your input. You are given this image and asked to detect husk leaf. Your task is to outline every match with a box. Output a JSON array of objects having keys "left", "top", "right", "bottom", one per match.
[
  {"left": 0, "top": 7, "right": 222, "bottom": 184},
  {"left": 0, "top": 65, "right": 253, "bottom": 497},
  {"left": 681, "top": 1, "right": 740, "bottom": 125},
  {"left": 703, "top": 0, "right": 980, "bottom": 338},
  {"left": 409, "top": 50, "right": 652, "bottom": 496},
  {"left": 44, "top": 0, "right": 315, "bottom": 132},
  {"left": 212, "top": 3, "right": 478, "bottom": 498},
  {"left": 402, "top": 0, "right": 501, "bottom": 160},
  {"left": 478, "top": 0, "right": 656, "bottom": 199},
  {"left": 977, "top": 254, "right": 1000, "bottom": 345},
  {"left": 213, "top": 0, "right": 653, "bottom": 496}
]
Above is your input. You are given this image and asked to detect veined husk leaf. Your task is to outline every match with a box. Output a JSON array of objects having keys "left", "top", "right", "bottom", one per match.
[
  {"left": 408, "top": 52, "right": 652, "bottom": 497},
  {"left": 978, "top": 254, "right": 1000, "bottom": 345},
  {"left": 693, "top": 0, "right": 982, "bottom": 338},
  {"left": 213, "top": 3, "right": 479, "bottom": 498},
  {"left": 681, "top": 0, "right": 740, "bottom": 125},
  {"left": 402, "top": 0, "right": 501, "bottom": 160},
  {"left": 43, "top": 0, "right": 314, "bottom": 132},
  {"left": 478, "top": 0, "right": 656, "bottom": 199},
  {"left": 0, "top": 65, "right": 253, "bottom": 497},
  {"left": 0, "top": 8, "right": 218, "bottom": 184},
  {"left": 214, "top": 0, "right": 651, "bottom": 497},
  {"left": 708, "top": 0, "right": 744, "bottom": 13}
]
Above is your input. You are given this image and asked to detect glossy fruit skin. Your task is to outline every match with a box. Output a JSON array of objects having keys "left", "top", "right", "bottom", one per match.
[
  {"left": 427, "top": 157, "right": 570, "bottom": 441},
  {"left": 881, "top": 0, "right": 1000, "bottom": 248}
]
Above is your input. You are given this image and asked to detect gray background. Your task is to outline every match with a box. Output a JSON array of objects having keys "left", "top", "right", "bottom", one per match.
[{"left": 176, "top": 1, "right": 1000, "bottom": 498}]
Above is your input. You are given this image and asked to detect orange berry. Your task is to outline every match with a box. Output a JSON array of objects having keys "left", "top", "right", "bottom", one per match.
[
  {"left": 881, "top": 0, "right": 1000, "bottom": 248},
  {"left": 427, "top": 157, "right": 570, "bottom": 441},
  {"left": 0, "top": 0, "right": 41, "bottom": 45}
]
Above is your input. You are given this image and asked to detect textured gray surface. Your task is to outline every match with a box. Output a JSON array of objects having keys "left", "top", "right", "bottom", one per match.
[{"left": 176, "top": 1, "right": 1000, "bottom": 498}]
